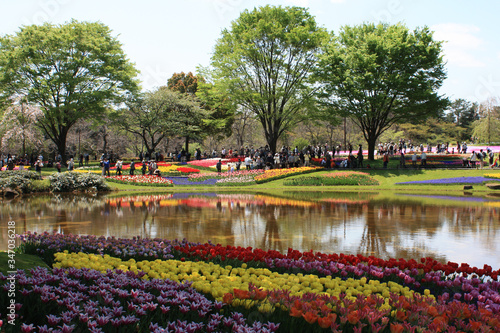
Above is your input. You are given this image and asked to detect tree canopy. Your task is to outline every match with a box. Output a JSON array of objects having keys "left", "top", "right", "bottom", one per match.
[
  {"left": 209, "top": 5, "right": 328, "bottom": 153},
  {"left": 0, "top": 20, "right": 139, "bottom": 160},
  {"left": 316, "top": 23, "right": 448, "bottom": 160},
  {"left": 113, "top": 87, "right": 208, "bottom": 156}
]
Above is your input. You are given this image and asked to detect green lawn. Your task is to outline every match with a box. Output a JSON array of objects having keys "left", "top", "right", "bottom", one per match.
[
  {"left": 0, "top": 252, "right": 50, "bottom": 275},
  {"left": 102, "top": 167, "right": 500, "bottom": 194}
]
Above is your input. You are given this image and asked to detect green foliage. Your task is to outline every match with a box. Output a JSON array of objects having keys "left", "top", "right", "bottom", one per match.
[
  {"left": 210, "top": 5, "right": 328, "bottom": 153},
  {"left": 0, "top": 20, "right": 139, "bottom": 160},
  {"left": 316, "top": 23, "right": 448, "bottom": 160},
  {"left": 113, "top": 87, "right": 208, "bottom": 154},
  {"left": 48, "top": 172, "right": 111, "bottom": 192},
  {"left": 292, "top": 137, "right": 310, "bottom": 151},
  {"left": 0, "top": 175, "right": 33, "bottom": 193},
  {"left": 471, "top": 117, "right": 500, "bottom": 144},
  {"left": 284, "top": 172, "right": 379, "bottom": 186}
]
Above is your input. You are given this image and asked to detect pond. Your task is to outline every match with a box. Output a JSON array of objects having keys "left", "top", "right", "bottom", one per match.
[{"left": 1, "top": 191, "right": 499, "bottom": 269}]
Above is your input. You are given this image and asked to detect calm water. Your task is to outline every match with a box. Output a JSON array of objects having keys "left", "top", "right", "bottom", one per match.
[{"left": 1, "top": 191, "right": 499, "bottom": 269}]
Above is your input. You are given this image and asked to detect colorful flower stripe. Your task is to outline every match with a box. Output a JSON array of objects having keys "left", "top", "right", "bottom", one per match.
[
  {"left": 188, "top": 170, "right": 264, "bottom": 181},
  {"left": 20, "top": 232, "right": 500, "bottom": 279},
  {"left": 173, "top": 243, "right": 499, "bottom": 279},
  {"left": 396, "top": 177, "right": 499, "bottom": 185},
  {"left": 228, "top": 285, "right": 499, "bottom": 332},
  {"left": 188, "top": 157, "right": 243, "bottom": 168},
  {"left": 255, "top": 167, "right": 321, "bottom": 184},
  {"left": 105, "top": 175, "right": 174, "bottom": 186},
  {"left": 53, "top": 252, "right": 419, "bottom": 303},
  {"left": 484, "top": 173, "right": 500, "bottom": 179},
  {"left": 216, "top": 175, "right": 257, "bottom": 186},
  {"left": 52, "top": 252, "right": 500, "bottom": 332},
  {"left": 0, "top": 267, "right": 278, "bottom": 333}
]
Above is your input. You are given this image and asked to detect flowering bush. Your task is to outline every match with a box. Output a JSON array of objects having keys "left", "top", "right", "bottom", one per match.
[
  {"left": 254, "top": 167, "right": 321, "bottom": 184},
  {"left": 48, "top": 172, "right": 111, "bottom": 192},
  {"left": 216, "top": 175, "right": 257, "bottom": 186},
  {"left": 284, "top": 171, "right": 379, "bottom": 186},
  {"left": 105, "top": 175, "right": 174, "bottom": 187}
]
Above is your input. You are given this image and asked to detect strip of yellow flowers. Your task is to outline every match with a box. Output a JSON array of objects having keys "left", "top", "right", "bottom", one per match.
[{"left": 54, "top": 251, "right": 434, "bottom": 313}]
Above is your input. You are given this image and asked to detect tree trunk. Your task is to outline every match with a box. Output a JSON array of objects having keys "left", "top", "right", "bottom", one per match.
[
  {"left": 56, "top": 132, "right": 68, "bottom": 164},
  {"left": 184, "top": 136, "right": 190, "bottom": 154},
  {"left": 367, "top": 135, "right": 377, "bottom": 161}
]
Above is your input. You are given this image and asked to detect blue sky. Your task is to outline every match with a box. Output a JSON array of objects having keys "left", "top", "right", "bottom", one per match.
[{"left": 1, "top": 0, "right": 499, "bottom": 103}]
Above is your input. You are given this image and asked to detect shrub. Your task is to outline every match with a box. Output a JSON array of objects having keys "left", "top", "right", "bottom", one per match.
[
  {"left": 49, "top": 172, "right": 111, "bottom": 192},
  {"left": 0, "top": 175, "right": 34, "bottom": 193},
  {"left": 0, "top": 170, "right": 42, "bottom": 180}
]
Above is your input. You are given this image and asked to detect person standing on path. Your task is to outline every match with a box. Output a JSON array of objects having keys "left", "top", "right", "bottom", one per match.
[
  {"left": 383, "top": 152, "right": 389, "bottom": 168},
  {"left": 129, "top": 160, "right": 135, "bottom": 175},
  {"left": 115, "top": 159, "right": 123, "bottom": 176},
  {"left": 357, "top": 145, "right": 363, "bottom": 168},
  {"left": 216, "top": 159, "right": 222, "bottom": 173}
]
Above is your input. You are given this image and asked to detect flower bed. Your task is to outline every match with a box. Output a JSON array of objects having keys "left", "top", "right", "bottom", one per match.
[
  {"left": 484, "top": 173, "right": 500, "bottom": 179},
  {"left": 10, "top": 232, "right": 500, "bottom": 332},
  {"left": 284, "top": 171, "right": 379, "bottom": 186},
  {"left": 187, "top": 170, "right": 265, "bottom": 186},
  {"left": 188, "top": 158, "right": 243, "bottom": 169},
  {"left": 254, "top": 167, "right": 321, "bottom": 184},
  {"left": 105, "top": 175, "right": 174, "bottom": 187},
  {"left": 75, "top": 162, "right": 199, "bottom": 175},
  {"left": 0, "top": 267, "right": 276, "bottom": 333},
  {"left": 396, "top": 177, "right": 499, "bottom": 185}
]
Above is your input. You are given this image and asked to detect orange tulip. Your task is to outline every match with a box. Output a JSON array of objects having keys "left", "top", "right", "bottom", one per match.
[
  {"left": 427, "top": 306, "right": 439, "bottom": 317},
  {"left": 222, "top": 293, "right": 234, "bottom": 304},
  {"left": 253, "top": 288, "right": 268, "bottom": 300},
  {"left": 390, "top": 323, "right": 404, "bottom": 333},
  {"left": 395, "top": 310, "right": 408, "bottom": 321},
  {"left": 290, "top": 306, "right": 303, "bottom": 318},
  {"left": 233, "top": 288, "right": 250, "bottom": 299},
  {"left": 317, "top": 313, "right": 337, "bottom": 328},
  {"left": 302, "top": 311, "right": 318, "bottom": 324},
  {"left": 347, "top": 310, "right": 359, "bottom": 325}
]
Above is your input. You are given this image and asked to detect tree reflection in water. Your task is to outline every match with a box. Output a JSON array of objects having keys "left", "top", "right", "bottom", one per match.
[{"left": 1, "top": 192, "right": 499, "bottom": 268}]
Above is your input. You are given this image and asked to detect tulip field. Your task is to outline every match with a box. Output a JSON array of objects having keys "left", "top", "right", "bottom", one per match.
[{"left": 1, "top": 232, "right": 499, "bottom": 332}]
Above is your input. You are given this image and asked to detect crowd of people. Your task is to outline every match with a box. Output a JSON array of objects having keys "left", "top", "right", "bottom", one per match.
[{"left": 1, "top": 139, "right": 499, "bottom": 174}]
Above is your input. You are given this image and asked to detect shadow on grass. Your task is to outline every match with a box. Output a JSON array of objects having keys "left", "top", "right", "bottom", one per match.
[{"left": 0, "top": 252, "right": 50, "bottom": 275}]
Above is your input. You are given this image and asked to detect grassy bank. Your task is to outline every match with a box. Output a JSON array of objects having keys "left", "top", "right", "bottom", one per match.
[{"left": 106, "top": 168, "right": 500, "bottom": 194}]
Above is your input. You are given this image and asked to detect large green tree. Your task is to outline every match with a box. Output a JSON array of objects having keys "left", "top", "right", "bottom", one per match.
[
  {"left": 168, "top": 70, "right": 235, "bottom": 142},
  {"left": 0, "top": 20, "right": 138, "bottom": 160},
  {"left": 114, "top": 87, "right": 208, "bottom": 155},
  {"left": 209, "top": 5, "right": 328, "bottom": 153},
  {"left": 316, "top": 23, "right": 447, "bottom": 160}
]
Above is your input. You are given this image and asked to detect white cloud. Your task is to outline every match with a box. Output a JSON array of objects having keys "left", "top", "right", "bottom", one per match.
[
  {"left": 431, "top": 23, "right": 485, "bottom": 68},
  {"left": 330, "top": 0, "right": 346, "bottom": 3}
]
